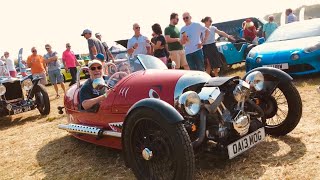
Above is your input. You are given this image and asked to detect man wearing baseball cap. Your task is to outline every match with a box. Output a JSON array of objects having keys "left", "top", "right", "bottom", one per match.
[
  {"left": 79, "top": 60, "right": 111, "bottom": 111},
  {"left": 81, "top": 29, "right": 106, "bottom": 61}
]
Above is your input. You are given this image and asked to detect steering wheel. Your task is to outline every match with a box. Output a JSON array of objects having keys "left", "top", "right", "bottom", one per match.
[
  {"left": 105, "top": 71, "right": 128, "bottom": 89},
  {"left": 104, "top": 62, "right": 117, "bottom": 75}
]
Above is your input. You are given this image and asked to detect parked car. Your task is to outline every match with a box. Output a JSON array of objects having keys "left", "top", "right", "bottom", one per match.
[
  {"left": 0, "top": 65, "right": 50, "bottom": 117},
  {"left": 246, "top": 18, "right": 320, "bottom": 75},
  {"left": 213, "top": 17, "right": 266, "bottom": 39},
  {"left": 58, "top": 54, "right": 302, "bottom": 179}
]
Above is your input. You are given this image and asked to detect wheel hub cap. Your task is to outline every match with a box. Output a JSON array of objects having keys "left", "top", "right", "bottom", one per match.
[{"left": 142, "top": 148, "right": 153, "bottom": 160}]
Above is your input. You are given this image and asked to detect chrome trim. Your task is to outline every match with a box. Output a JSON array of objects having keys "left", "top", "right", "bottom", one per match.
[{"left": 174, "top": 71, "right": 210, "bottom": 104}]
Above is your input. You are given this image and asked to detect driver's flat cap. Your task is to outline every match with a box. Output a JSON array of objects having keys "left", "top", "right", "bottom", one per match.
[{"left": 88, "top": 60, "right": 102, "bottom": 68}]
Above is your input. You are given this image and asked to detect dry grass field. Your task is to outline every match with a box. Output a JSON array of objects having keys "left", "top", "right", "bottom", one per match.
[{"left": 1, "top": 65, "right": 320, "bottom": 180}]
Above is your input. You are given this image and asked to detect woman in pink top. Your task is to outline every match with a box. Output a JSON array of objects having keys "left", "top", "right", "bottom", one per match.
[{"left": 62, "top": 43, "right": 80, "bottom": 86}]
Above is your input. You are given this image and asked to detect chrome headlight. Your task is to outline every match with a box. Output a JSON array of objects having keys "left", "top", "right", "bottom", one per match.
[
  {"left": 22, "top": 79, "right": 33, "bottom": 91},
  {"left": 304, "top": 42, "right": 320, "bottom": 53},
  {"left": 178, "top": 91, "right": 201, "bottom": 116},
  {"left": 245, "top": 71, "right": 264, "bottom": 91},
  {"left": 291, "top": 53, "right": 300, "bottom": 60},
  {"left": 0, "top": 84, "right": 6, "bottom": 96}
]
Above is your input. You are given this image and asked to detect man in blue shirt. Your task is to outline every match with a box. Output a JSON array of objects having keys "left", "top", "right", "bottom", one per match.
[{"left": 263, "top": 15, "right": 278, "bottom": 40}]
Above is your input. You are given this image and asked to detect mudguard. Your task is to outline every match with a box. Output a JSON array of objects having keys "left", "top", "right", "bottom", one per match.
[
  {"left": 243, "top": 67, "right": 293, "bottom": 82},
  {"left": 125, "top": 98, "right": 184, "bottom": 124}
]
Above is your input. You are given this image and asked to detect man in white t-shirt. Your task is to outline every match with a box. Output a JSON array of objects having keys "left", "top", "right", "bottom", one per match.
[
  {"left": 286, "top": 8, "right": 298, "bottom": 24},
  {"left": 3, "top": 51, "right": 17, "bottom": 77},
  {"left": 180, "top": 12, "right": 209, "bottom": 71},
  {"left": 127, "top": 23, "right": 151, "bottom": 57}
]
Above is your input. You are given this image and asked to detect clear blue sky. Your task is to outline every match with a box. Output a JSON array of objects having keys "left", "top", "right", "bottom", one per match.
[{"left": 1, "top": 0, "right": 319, "bottom": 59}]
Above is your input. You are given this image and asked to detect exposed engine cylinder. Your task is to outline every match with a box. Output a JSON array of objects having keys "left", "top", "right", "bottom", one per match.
[{"left": 233, "top": 114, "right": 250, "bottom": 136}]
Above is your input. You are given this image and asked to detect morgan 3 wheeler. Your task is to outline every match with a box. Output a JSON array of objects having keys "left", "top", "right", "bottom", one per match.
[
  {"left": 58, "top": 55, "right": 302, "bottom": 179},
  {"left": 0, "top": 65, "right": 50, "bottom": 117}
]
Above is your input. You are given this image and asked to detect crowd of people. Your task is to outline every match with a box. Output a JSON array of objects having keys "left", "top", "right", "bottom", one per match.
[{"left": 0, "top": 9, "right": 298, "bottom": 100}]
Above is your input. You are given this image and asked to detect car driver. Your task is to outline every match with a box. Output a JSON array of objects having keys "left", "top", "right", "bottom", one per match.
[{"left": 80, "top": 60, "right": 112, "bottom": 110}]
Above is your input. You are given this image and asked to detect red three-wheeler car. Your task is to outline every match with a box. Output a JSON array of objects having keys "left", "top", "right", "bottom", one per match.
[{"left": 58, "top": 54, "right": 302, "bottom": 180}]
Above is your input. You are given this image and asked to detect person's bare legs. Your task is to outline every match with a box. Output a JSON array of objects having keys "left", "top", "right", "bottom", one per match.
[
  {"left": 205, "top": 58, "right": 211, "bottom": 74},
  {"left": 183, "top": 64, "right": 190, "bottom": 70},
  {"left": 60, "top": 82, "right": 66, "bottom": 94},
  {"left": 53, "top": 84, "right": 59, "bottom": 97},
  {"left": 213, "top": 68, "right": 220, "bottom": 77}
]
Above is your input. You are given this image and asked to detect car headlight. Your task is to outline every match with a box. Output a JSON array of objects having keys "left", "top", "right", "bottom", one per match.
[
  {"left": 178, "top": 91, "right": 201, "bottom": 116},
  {"left": 0, "top": 84, "right": 6, "bottom": 96},
  {"left": 256, "top": 57, "right": 262, "bottom": 63},
  {"left": 291, "top": 53, "right": 300, "bottom": 60},
  {"left": 22, "top": 79, "right": 33, "bottom": 91},
  {"left": 304, "top": 42, "right": 320, "bottom": 53}
]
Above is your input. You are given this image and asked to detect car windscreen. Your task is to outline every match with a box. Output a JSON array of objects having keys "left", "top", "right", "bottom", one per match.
[
  {"left": 267, "top": 20, "right": 320, "bottom": 42},
  {"left": 136, "top": 54, "right": 168, "bottom": 70}
]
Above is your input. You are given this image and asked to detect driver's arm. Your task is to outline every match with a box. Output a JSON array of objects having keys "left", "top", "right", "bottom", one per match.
[
  {"left": 82, "top": 95, "right": 106, "bottom": 110},
  {"left": 216, "top": 29, "right": 235, "bottom": 41}
]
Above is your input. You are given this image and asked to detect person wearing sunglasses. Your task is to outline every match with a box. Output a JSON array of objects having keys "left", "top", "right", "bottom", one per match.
[
  {"left": 180, "top": 12, "right": 210, "bottom": 71},
  {"left": 164, "top": 13, "right": 190, "bottom": 70},
  {"left": 201, "top": 16, "right": 235, "bottom": 77},
  {"left": 80, "top": 60, "right": 112, "bottom": 111},
  {"left": 44, "top": 44, "right": 66, "bottom": 98},
  {"left": 127, "top": 23, "right": 151, "bottom": 57},
  {"left": 27, "top": 47, "right": 47, "bottom": 85}
]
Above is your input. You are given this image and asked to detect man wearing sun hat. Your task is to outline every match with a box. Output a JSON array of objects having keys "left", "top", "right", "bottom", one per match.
[
  {"left": 81, "top": 29, "right": 106, "bottom": 61},
  {"left": 79, "top": 59, "right": 112, "bottom": 111}
]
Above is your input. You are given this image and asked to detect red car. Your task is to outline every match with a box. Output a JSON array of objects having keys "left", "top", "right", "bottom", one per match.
[{"left": 58, "top": 54, "right": 302, "bottom": 179}]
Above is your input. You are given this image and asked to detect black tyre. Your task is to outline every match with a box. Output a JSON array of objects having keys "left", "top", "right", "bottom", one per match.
[
  {"left": 123, "top": 108, "right": 195, "bottom": 180},
  {"left": 263, "top": 82, "right": 302, "bottom": 136},
  {"left": 243, "top": 44, "right": 256, "bottom": 59},
  {"left": 34, "top": 84, "right": 50, "bottom": 115},
  {"left": 62, "top": 74, "right": 66, "bottom": 82}
]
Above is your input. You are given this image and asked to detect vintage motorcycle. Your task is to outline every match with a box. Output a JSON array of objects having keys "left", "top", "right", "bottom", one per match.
[{"left": 58, "top": 54, "right": 302, "bottom": 180}]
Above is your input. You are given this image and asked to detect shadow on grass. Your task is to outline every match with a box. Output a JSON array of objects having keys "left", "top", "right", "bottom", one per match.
[
  {"left": 0, "top": 114, "right": 44, "bottom": 130},
  {"left": 195, "top": 135, "right": 306, "bottom": 179},
  {"left": 36, "top": 136, "right": 133, "bottom": 180}
]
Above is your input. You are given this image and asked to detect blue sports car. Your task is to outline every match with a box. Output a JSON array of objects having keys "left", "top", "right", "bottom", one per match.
[{"left": 246, "top": 18, "right": 320, "bottom": 75}]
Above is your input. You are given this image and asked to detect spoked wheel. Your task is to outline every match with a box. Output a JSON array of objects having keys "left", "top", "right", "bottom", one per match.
[
  {"left": 261, "top": 82, "right": 302, "bottom": 136},
  {"left": 34, "top": 84, "right": 50, "bottom": 115},
  {"left": 123, "top": 108, "right": 194, "bottom": 180}
]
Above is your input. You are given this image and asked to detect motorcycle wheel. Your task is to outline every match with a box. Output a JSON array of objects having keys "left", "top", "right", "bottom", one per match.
[
  {"left": 34, "top": 84, "right": 50, "bottom": 115},
  {"left": 123, "top": 108, "right": 195, "bottom": 180},
  {"left": 263, "top": 82, "right": 302, "bottom": 136}
]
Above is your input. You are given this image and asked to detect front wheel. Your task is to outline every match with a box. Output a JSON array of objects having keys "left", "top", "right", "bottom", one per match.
[
  {"left": 261, "top": 82, "right": 302, "bottom": 136},
  {"left": 34, "top": 84, "right": 50, "bottom": 115},
  {"left": 123, "top": 108, "right": 195, "bottom": 180}
]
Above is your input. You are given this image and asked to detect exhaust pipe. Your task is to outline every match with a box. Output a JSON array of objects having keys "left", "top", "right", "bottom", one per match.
[{"left": 58, "top": 124, "right": 121, "bottom": 138}]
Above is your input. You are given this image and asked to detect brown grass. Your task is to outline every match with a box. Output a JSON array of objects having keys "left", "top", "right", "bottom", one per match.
[{"left": 1, "top": 64, "right": 320, "bottom": 180}]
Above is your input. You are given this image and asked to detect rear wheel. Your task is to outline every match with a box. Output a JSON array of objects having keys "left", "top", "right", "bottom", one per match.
[
  {"left": 123, "top": 108, "right": 195, "bottom": 180},
  {"left": 261, "top": 82, "right": 302, "bottom": 136},
  {"left": 34, "top": 84, "right": 50, "bottom": 115}
]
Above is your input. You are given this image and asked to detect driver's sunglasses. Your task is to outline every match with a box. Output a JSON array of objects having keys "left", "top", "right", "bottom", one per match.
[{"left": 90, "top": 66, "right": 102, "bottom": 71}]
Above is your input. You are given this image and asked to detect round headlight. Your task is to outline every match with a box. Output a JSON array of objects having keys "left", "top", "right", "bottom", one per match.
[
  {"left": 291, "top": 54, "right": 299, "bottom": 60},
  {"left": 245, "top": 71, "right": 264, "bottom": 91},
  {"left": 22, "top": 79, "right": 33, "bottom": 91},
  {"left": 256, "top": 57, "right": 262, "bottom": 63},
  {"left": 178, "top": 91, "right": 201, "bottom": 116},
  {"left": 0, "top": 84, "right": 6, "bottom": 96}
]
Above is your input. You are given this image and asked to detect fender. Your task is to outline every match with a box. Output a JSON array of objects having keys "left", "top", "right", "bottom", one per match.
[
  {"left": 244, "top": 67, "right": 293, "bottom": 82},
  {"left": 125, "top": 98, "right": 184, "bottom": 124}
]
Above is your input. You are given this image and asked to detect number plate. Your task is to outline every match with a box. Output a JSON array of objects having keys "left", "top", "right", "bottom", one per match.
[
  {"left": 263, "top": 63, "right": 289, "bottom": 70},
  {"left": 13, "top": 106, "right": 32, "bottom": 115},
  {"left": 227, "top": 127, "right": 265, "bottom": 159}
]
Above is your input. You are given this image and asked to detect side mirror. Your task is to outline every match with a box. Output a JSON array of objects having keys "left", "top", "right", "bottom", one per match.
[{"left": 92, "top": 78, "right": 106, "bottom": 89}]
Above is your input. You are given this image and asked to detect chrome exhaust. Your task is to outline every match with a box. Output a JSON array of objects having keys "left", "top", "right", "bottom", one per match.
[{"left": 58, "top": 124, "right": 121, "bottom": 138}]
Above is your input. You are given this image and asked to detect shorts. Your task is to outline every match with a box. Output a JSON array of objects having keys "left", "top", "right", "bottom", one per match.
[
  {"left": 33, "top": 72, "right": 47, "bottom": 85},
  {"left": 48, "top": 69, "right": 63, "bottom": 84},
  {"left": 9, "top": 71, "right": 17, "bottom": 78},
  {"left": 186, "top": 49, "right": 205, "bottom": 71},
  {"left": 202, "top": 43, "right": 222, "bottom": 69},
  {"left": 169, "top": 50, "right": 188, "bottom": 69}
]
